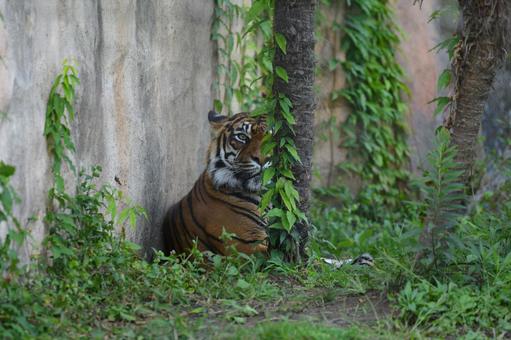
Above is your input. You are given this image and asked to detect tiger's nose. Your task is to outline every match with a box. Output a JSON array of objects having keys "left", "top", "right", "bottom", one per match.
[{"left": 252, "top": 156, "right": 261, "bottom": 165}]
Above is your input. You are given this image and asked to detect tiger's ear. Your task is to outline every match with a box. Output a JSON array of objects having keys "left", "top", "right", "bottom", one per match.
[
  {"left": 208, "top": 110, "right": 228, "bottom": 129},
  {"left": 255, "top": 115, "right": 268, "bottom": 134}
]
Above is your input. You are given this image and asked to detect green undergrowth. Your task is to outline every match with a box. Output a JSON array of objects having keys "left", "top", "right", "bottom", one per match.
[
  {"left": 311, "top": 130, "right": 511, "bottom": 338},
  {"left": 2, "top": 74, "right": 510, "bottom": 339},
  {"left": 225, "top": 321, "right": 388, "bottom": 340}
]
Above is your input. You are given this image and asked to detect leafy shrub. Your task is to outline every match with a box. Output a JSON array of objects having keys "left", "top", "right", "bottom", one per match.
[{"left": 397, "top": 278, "right": 511, "bottom": 335}]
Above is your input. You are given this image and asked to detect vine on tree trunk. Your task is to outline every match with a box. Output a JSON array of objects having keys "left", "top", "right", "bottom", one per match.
[{"left": 212, "top": 0, "right": 308, "bottom": 261}]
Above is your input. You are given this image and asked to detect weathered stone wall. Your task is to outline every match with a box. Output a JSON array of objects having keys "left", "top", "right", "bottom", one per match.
[
  {"left": 0, "top": 0, "right": 215, "bottom": 259},
  {"left": 395, "top": 0, "right": 441, "bottom": 174}
]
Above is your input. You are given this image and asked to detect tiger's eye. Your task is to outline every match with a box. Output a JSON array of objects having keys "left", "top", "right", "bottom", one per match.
[{"left": 234, "top": 134, "right": 248, "bottom": 143}]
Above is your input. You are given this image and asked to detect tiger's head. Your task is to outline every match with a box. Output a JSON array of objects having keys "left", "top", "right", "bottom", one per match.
[{"left": 206, "top": 110, "right": 267, "bottom": 193}]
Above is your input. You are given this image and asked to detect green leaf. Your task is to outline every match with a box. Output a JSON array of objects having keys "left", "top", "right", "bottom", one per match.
[
  {"left": 260, "top": 189, "right": 274, "bottom": 210},
  {"left": 275, "top": 33, "right": 287, "bottom": 54},
  {"left": 284, "top": 180, "right": 299, "bottom": 201},
  {"left": 279, "top": 189, "right": 296, "bottom": 212},
  {"left": 431, "top": 96, "right": 451, "bottom": 115},
  {"left": 214, "top": 99, "right": 223, "bottom": 113},
  {"left": 275, "top": 66, "right": 289, "bottom": 83},
  {"left": 262, "top": 167, "right": 275, "bottom": 184},
  {"left": 267, "top": 208, "right": 284, "bottom": 218},
  {"left": 0, "top": 162, "right": 15, "bottom": 177},
  {"left": 246, "top": 0, "right": 266, "bottom": 23},
  {"left": 236, "top": 278, "right": 251, "bottom": 290},
  {"left": 286, "top": 211, "right": 296, "bottom": 228},
  {"left": 437, "top": 69, "right": 451, "bottom": 91},
  {"left": 280, "top": 168, "right": 295, "bottom": 180},
  {"left": 284, "top": 144, "right": 300, "bottom": 162}
]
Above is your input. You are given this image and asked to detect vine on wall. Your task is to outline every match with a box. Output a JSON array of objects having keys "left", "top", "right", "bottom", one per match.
[
  {"left": 43, "top": 61, "right": 145, "bottom": 273},
  {"left": 338, "top": 0, "right": 410, "bottom": 213}
]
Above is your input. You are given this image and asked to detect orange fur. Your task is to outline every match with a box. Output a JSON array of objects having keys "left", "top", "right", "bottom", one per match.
[{"left": 162, "top": 112, "right": 268, "bottom": 255}]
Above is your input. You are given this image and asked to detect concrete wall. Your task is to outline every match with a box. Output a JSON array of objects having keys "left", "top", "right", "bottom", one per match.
[
  {"left": 395, "top": 0, "right": 441, "bottom": 174},
  {"left": 0, "top": 0, "right": 215, "bottom": 259}
]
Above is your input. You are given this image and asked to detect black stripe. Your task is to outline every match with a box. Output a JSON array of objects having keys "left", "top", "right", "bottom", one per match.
[
  {"left": 178, "top": 197, "right": 211, "bottom": 252},
  {"left": 179, "top": 202, "right": 204, "bottom": 251},
  {"left": 229, "top": 205, "right": 267, "bottom": 230},
  {"left": 209, "top": 192, "right": 266, "bottom": 227},
  {"left": 224, "top": 152, "right": 236, "bottom": 160},
  {"left": 222, "top": 132, "right": 227, "bottom": 152},
  {"left": 230, "top": 192, "right": 260, "bottom": 206},
  {"left": 195, "top": 178, "right": 207, "bottom": 203},
  {"left": 177, "top": 200, "right": 196, "bottom": 253},
  {"left": 230, "top": 114, "right": 248, "bottom": 125},
  {"left": 192, "top": 181, "right": 202, "bottom": 203},
  {"left": 215, "top": 159, "right": 225, "bottom": 168},
  {"left": 215, "top": 134, "right": 222, "bottom": 157},
  {"left": 186, "top": 195, "right": 225, "bottom": 253},
  {"left": 188, "top": 192, "right": 264, "bottom": 245},
  {"left": 202, "top": 176, "right": 266, "bottom": 227},
  {"left": 169, "top": 205, "right": 182, "bottom": 253}
]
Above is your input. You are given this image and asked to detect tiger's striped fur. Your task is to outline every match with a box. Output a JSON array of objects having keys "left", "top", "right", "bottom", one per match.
[{"left": 162, "top": 111, "right": 268, "bottom": 255}]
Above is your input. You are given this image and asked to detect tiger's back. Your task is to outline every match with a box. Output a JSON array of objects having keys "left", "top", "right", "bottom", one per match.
[{"left": 162, "top": 111, "right": 268, "bottom": 255}]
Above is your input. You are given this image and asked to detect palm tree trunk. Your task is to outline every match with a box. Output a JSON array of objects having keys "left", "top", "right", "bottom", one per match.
[
  {"left": 273, "top": 0, "right": 316, "bottom": 260},
  {"left": 446, "top": 0, "right": 510, "bottom": 191}
]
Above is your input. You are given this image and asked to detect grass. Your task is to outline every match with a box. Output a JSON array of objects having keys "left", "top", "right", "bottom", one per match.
[{"left": 3, "top": 194, "right": 510, "bottom": 339}]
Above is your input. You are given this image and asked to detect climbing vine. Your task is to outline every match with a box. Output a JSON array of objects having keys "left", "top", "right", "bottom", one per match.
[
  {"left": 212, "top": 0, "right": 305, "bottom": 259},
  {"left": 43, "top": 61, "right": 146, "bottom": 273},
  {"left": 211, "top": 0, "right": 272, "bottom": 115},
  {"left": 335, "top": 0, "right": 410, "bottom": 213},
  {"left": 43, "top": 60, "right": 80, "bottom": 191}
]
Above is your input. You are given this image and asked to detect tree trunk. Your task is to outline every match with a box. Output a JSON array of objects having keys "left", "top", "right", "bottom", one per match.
[
  {"left": 273, "top": 0, "right": 316, "bottom": 259},
  {"left": 446, "top": 1, "right": 510, "bottom": 191}
]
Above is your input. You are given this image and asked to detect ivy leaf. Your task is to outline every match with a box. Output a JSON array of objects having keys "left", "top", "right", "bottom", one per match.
[
  {"left": 260, "top": 189, "right": 274, "bottom": 211},
  {"left": 280, "top": 168, "right": 295, "bottom": 180},
  {"left": 284, "top": 144, "right": 300, "bottom": 162},
  {"left": 275, "top": 66, "right": 289, "bottom": 83},
  {"left": 246, "top": 0, "right": 266, "bottom": 23},
  {"left": 275, "top": 33, "right": 287, "bottom": 54},
  {"left": 267, "top": 208, "right": 284, "bottom": 218},
  {"left": 284, "top": 180, "right": 300, "bottom": 201},
  {"left": 279, "top": 187, "right": 296, "bottom": 212},
  {"left": 262, "top": 167, "right": 275, "bottom": 184},
  {"left": 261, "top": 141, "right": 277, "bottom": 156},
  {"left": 437, "top": 69, "right": 451, "bottom": 91},
  {"left": 0, "top": 163, "right": 15, "bottom": 177},
  {"left": 286, "top": 211, "right": 297, "bottom": 229},
  {"left": 430, "top": 96, "right": 451, "bottom": 116}
]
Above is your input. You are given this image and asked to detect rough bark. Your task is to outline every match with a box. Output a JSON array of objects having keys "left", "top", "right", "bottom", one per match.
[
  {"left": 446, "top": 0, "right": 510, "bottom": 190},
  {"left": 273, "top": 0, "right": 316, "bottom": 260},
  {"left": 416, "top": 1, "right": 510, "bottom": 262}
]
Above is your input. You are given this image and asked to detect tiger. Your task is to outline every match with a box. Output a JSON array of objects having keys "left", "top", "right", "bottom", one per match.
[{"left": 162, "top": 110, "right": 269, "bottom": 256}]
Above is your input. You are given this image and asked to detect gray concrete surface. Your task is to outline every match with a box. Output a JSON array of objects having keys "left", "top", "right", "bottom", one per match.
[{"left": 0, "top": 0, "right": 215, "bottom": 260}]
